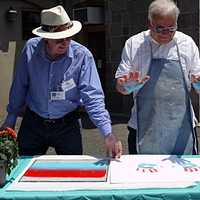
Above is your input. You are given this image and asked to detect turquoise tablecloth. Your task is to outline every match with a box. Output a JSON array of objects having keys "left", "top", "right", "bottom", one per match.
[{"left": 1, "top": 156, "right": 200, "bottom": 200}]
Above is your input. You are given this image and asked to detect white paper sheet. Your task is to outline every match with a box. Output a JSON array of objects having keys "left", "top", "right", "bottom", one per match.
[
  {"left": 110, "top": 155, "right": 200, "bottom": 184},
  {"left": 6, "top": 155, "right": 199, "bottom": 191}
]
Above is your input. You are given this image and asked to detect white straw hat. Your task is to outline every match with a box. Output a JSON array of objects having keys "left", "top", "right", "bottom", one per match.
[{"left": 32, "top": 5, "right": 82, "bottom": 39}]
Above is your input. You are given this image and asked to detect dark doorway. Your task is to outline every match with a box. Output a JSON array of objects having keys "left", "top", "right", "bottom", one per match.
[
  {"left": 21, "top": 10, "right": 40, "bottom": 40},
  {"left": 87, "top": 31, "right": 105, "bottom": 90}
]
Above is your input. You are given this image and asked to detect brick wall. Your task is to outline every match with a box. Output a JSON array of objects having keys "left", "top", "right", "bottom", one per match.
[{"left": 105, "top": 0, "right": 200, "bottom": 119}]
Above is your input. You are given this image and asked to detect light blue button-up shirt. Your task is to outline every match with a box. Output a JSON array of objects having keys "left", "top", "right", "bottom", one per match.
[{"left": 5, "top": 37, "right": 111, "bottom": 136}]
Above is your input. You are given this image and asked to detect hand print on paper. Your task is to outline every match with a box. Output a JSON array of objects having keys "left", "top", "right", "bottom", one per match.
[
  {"left": 161, "top": 155, "right": 200, "bottom": 172},
  {"left": 136, "top": 163, "right": 158, "bottom": 173},
  {"left": 181, "top": 162, "right": 200, "bottom": 172}
]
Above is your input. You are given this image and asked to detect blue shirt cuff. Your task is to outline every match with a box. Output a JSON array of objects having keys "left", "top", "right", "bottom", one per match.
[
  {"left": 99, "top": 123, "right": 112, "bottom": 136},
  {"left": 5, "top": 114, "right": 17, "bottom": 127}
]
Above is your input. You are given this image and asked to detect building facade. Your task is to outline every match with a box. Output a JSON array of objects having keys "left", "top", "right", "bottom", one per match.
[{"left": 0, "top": 0, "right": 199, "bottom": 120}]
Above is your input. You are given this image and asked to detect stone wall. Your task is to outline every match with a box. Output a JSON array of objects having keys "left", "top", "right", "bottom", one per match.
[
  {"left": 0, "top": 0, "right": 199, "bottom": 119},
  {"left": 0, "top": 42, "right": 16, "bottom": 119}
]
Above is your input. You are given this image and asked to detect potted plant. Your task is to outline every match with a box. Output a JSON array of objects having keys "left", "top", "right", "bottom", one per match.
[{"left": 0, "top": 127, "right": 18, "bottom": 187}]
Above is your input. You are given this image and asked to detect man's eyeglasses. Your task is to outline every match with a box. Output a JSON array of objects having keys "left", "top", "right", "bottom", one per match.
[
  {"left": 54, "top": 37, "right": 71, "bottom": 44},
  {"left": 152, "top": 25, "right": 177, "bottom": 34}
]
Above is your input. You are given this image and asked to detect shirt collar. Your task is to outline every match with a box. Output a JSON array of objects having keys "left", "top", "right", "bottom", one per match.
[{"left": 68, "top": 41, "right": 74, "bottom": 58}]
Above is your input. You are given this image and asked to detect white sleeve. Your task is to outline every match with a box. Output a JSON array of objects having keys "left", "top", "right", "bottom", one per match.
[
  {"left": 115, "top": 39, "right": 136, "bottom": 78},
  {"left": 188, "top": 39, "right": 200, "bottom": 76}
]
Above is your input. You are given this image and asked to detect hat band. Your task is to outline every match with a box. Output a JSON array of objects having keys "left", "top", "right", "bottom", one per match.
[{"left": 41, "top": 22, "right": 73, "bottom": 33}]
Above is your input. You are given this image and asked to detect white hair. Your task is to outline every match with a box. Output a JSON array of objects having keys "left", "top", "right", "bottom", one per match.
[{"left": 148, "top": 0, "right": 180, "bottom": 23}]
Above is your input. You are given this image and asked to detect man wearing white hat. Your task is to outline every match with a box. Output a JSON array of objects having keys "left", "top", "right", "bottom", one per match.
[{"left": 1, "top": 5, "right": 122, "bottom": 158}]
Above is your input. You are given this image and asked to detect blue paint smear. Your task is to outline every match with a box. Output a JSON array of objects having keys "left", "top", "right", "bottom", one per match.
[
  {"left": 30, "top": 161, "right": 109, "bottom": 170},
  {"left": 123, "top": 81, "right": 144, "bottom": 93},
  {"left": 193, "top": 81, "right": 200, "bottom": 90}
]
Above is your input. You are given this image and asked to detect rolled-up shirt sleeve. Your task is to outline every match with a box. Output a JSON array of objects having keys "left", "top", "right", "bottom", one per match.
[
  {"left": 78, "top": 52, "right": 112, "bottom": 136},
  {"left": 115, "top": 39, "right": 133, "bottom": 79},
  {"left": 189, "top": 39, "right": 200, "bottom": 76}
]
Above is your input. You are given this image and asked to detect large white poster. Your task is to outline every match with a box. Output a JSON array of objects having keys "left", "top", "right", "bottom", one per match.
[
  {"left": 7, "top": 155, "right": 200, "bottom": 191},
  {"left": 110, "top": 155, "right": 200, "bottom": 184}
]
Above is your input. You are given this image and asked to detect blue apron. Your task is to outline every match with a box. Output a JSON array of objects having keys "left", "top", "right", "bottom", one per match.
[{"left": 136, "top": 42, "right": 196, "bottom": 155}]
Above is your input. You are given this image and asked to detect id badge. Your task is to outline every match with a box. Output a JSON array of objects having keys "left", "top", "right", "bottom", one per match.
[
  {"left": 61, "top": 78, "right": 76, "bottom": 91},
  {"left": 50, "top": 91, "right": 65, "bottom": 101}
]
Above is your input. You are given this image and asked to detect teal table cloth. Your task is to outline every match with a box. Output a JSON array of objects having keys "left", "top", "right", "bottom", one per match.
[{"left": 1, "top": 156, "right": 200, "bottom": 200}]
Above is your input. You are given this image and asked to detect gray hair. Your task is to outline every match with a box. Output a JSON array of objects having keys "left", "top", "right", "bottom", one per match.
[{"left": 148, "top": 0, "right": 180, "bottom": 23}]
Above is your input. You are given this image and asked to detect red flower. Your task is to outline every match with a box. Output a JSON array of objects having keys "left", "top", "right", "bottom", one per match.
[
  {"left": 5, "top": 127, "right": 17, "bottom": 140},
  {"left": 0, "top": 127, "right": 17, "bottom": 140},
  {"left": 0, "top": 127, "right": 18, "bottom": 174}
]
